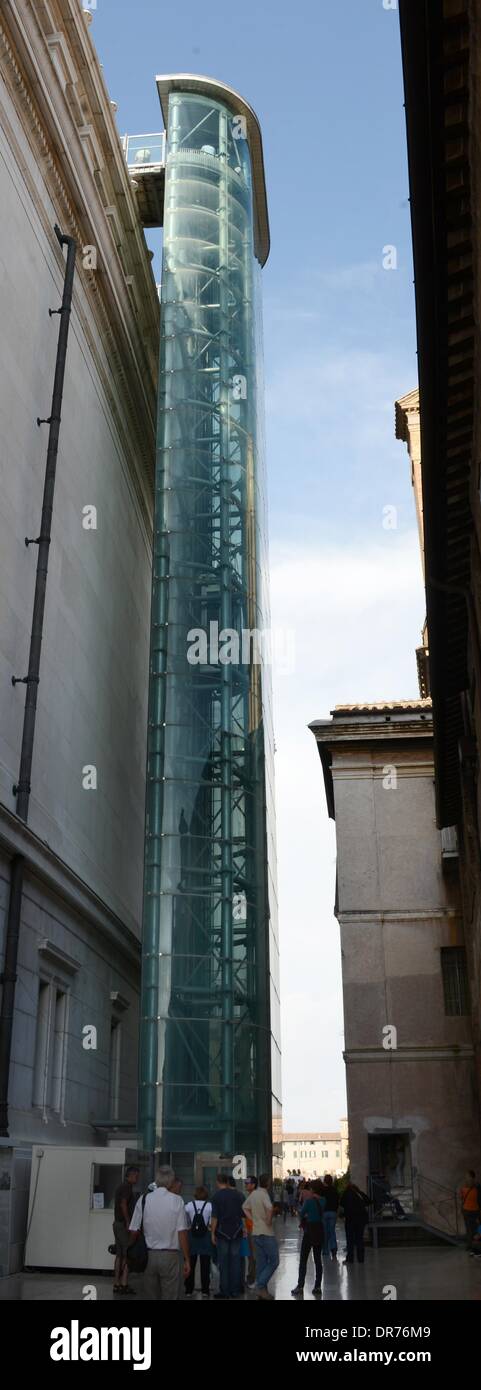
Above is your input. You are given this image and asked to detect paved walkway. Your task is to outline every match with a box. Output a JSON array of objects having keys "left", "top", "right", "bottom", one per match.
[{"left": 1, "top": 1218, "right": 480, "bottom": 1300}]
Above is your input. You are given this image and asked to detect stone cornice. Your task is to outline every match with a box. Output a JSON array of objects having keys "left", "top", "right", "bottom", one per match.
[
  {"left": 395, "top": 387, "right": 420, "bottom": 441},
  {"left": 0, "top": 800, "right": 141, "bottom": 969},
  {"left": 331, "top": 760, "right": 434, "bottom": 779},
  {"left": 311, "top": 710, "right": 434, "bottom": 818},
  {"left": 338, "top": 909, "right": 460, "bottom": 923},
  {"left": 344, "top": 1045, "right": 474, "bottom": 1063},
  {"left": 311, "top": 717, "right": 432, "bottom": 748},
  {"left": 0, "top": 0, "right": 159, "bottom": 528}
]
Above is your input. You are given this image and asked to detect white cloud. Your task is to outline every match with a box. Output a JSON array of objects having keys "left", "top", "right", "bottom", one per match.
[
  {"left": 314, "top": 261, "right": 381, "bottom": 294},
  {"left": 270, "top": 530, "right": 425, "bottom": 1130}
]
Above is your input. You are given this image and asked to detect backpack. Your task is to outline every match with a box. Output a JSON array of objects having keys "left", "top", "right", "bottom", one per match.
[
  {"left": 190, "top": 1200, "right": 208, "bottom": 1238},
  {"left": 126, "top": 1192, "right": 149, "bottom": 1273}
]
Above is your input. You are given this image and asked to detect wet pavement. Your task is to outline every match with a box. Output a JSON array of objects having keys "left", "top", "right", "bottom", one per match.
[{"left": 1, "top": 1216, "right": 480, "bottom": 1300}]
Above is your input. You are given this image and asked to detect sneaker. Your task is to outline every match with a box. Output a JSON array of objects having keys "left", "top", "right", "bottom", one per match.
[
  {"left": 257, "top": 1288, "right": 274, "bottom": 1300},
  {"left": 291, "top": 1286, "right": 304, "bottom": 1297},
  {"left": 246, "top": 1280, "right": 256, "bottom": 1290},
  {"left": 201, "top": 1292, "right": 210, "bottom": 1298},
  {"left": 312, "top": 1286, "right": 322, "bottom": 1297}
]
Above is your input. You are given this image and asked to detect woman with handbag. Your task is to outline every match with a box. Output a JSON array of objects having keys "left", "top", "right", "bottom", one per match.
[{"left": 291, "top": 1181, "right": 326, "bottom": 1297}]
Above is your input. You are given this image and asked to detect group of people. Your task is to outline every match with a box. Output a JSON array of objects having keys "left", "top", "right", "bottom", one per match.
[
  {"left": 112, "top": 1166, "right": 281, "bottom": 1301},
  {"left": 111, "top": 1164, "right": 371, "bottom": 1300}
]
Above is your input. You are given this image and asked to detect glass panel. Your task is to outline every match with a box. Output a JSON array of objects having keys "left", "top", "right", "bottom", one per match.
[
  {"left": 441, "top": 946, "right": 469, "bottom": 1015},
  {"left": 92, "top": 1165, "right": 123, "bottom": 1210},
  {"left": 124, "top": 133, "right": 165, "bottom": 167},
  {"left": 49, "top": 989, "right": 67, "bottom": 1113},
  {"left": 32, "top": 980, "right": 50, "bottom": 1109}
]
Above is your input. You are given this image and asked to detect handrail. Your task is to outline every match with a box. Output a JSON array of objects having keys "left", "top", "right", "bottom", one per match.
[
  {"left": 416, "top": 1172, "right": 461, "bottom": 1236},
  {"left": 416, "top": 1173, "right": 458, "bottom": 1199},
  {"left": 367, "top": 1172, "right": 463, "bottom": 1238}
]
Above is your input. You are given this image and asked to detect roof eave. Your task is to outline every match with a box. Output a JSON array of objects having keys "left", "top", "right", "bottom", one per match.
[{"left": 399, "top": 0, "right": 472, "bottom": 827}]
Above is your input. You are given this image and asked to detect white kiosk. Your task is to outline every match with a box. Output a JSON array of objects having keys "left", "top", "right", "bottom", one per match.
[{"left": 25, "top": 1145, "right": 141, "bottom": 1270}]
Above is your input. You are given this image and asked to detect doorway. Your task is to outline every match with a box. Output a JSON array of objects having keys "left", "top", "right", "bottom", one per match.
[{"left": 368, "top": 1132, "right": 413, "bottom": 1207}]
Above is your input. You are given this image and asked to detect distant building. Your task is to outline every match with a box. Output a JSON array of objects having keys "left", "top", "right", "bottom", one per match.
[{"left": 282, "top": 1121, "right": 348, "bottom": 1179}]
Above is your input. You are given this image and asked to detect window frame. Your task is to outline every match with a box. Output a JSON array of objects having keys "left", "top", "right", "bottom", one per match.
[{"left": 440, "top": 945, "right": 469, "bottom": 1017}]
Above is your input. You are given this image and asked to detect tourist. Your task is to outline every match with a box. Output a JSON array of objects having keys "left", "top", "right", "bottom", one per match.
[
  {"left": 459, "top": 1169, "right": 481, "bottom": 1252},
  {"left": 184, "top": 1185, "right": 213, "bottom": 1298},
  {"left": 168, "top": 1177, "right": 186, "bottom": 1297},
  {"left": 321, "top": 1174, "right": 339, "bottom": 1258},
  {"left": 129, "top": 1165, "right": 190, "bottom": 1300},
  {"left": 272, "top": 1175, "right": 283, "bottom": 1210},
  {"left": 340, "top": 1181, "right": 369, "bottom": 1264},
  {"left": 371, "top": 1171, "right": 407, "bottom": 1219},
  {"left": 244, "top": 1176, "right": 258, "bottom": 1286},
  {"left": 471, "top": 1218, "right": 481, "bottom": 1260},
  {"left": 112, "top": 1164, "right": 140, "bottom": 1295},
  {"left": 243, "top": 1172, "right": 279, "bottom": 1301},
  {"left": 210, "top": 1173, "right": 245, "bottom": 1299},
  {"left": 285, "top": 1176, "right": 296, "bottom": 1217},
  {"left": 291, "top": 1180, "right": 325, "bottom": 1297},
  {"left": 297, "top": 1176, "right": 309, "bottom": 1210}
]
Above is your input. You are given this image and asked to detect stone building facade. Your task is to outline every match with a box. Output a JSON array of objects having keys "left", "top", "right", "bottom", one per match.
[
  {"left": 0, "top": 0, "right": 158, "bottom": 1272},
  {"left": 310, "top": 703, "right": 479, "bottom": 1224}
]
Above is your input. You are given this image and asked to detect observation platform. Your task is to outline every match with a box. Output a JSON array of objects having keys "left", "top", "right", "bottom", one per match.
[{"left": 121, "top": 133, "right": 165, "bottom": 227}]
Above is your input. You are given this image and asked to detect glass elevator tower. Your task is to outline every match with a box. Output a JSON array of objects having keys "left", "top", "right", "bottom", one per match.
[{"left": 139, "top": 77, "right": 281, "bottom": 1184}]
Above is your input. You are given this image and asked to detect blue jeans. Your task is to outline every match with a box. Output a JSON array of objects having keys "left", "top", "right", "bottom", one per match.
[
  {"left": 216, "top": 1235, "right": 242, "bottom": 1297},
  {"left": 323, "top": 1210, "right": 338, "bottom": 1255},
  {"left": 254, "top": 1234, "right": 279, "bottom": 1290}
]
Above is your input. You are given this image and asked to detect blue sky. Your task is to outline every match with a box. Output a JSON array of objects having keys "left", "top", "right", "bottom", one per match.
[{"left": 89, "top": 0, "right": 424, "bottom": 1131}]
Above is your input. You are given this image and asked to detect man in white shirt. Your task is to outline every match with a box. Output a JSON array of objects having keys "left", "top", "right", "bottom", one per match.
[{"left": 129, "top": 1165, "right": 190, "bottom": 1300}]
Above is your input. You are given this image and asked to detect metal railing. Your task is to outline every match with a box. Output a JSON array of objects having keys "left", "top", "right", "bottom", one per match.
[
  {"left": 415, "top": 1173, "right": 461, "bottom": 1237},
  {"left": 122, "top": 132, "right": 165, "bottom": 169},
  {"left": 367, "top": 1175, "right": 414, "bottom": 1222},
  {"left": 367, "top": 1171, "right": 464, "bottom": 1239}
]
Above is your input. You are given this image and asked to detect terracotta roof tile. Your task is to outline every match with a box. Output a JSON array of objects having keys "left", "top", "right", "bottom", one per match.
[{"left": 333, "top": 699, "right": 432, "bottom": 713}]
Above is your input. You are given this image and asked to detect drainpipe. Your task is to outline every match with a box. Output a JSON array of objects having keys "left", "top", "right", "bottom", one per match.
[{"left": 0, "top": 225, "right": 77, "bottom": 1136}]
